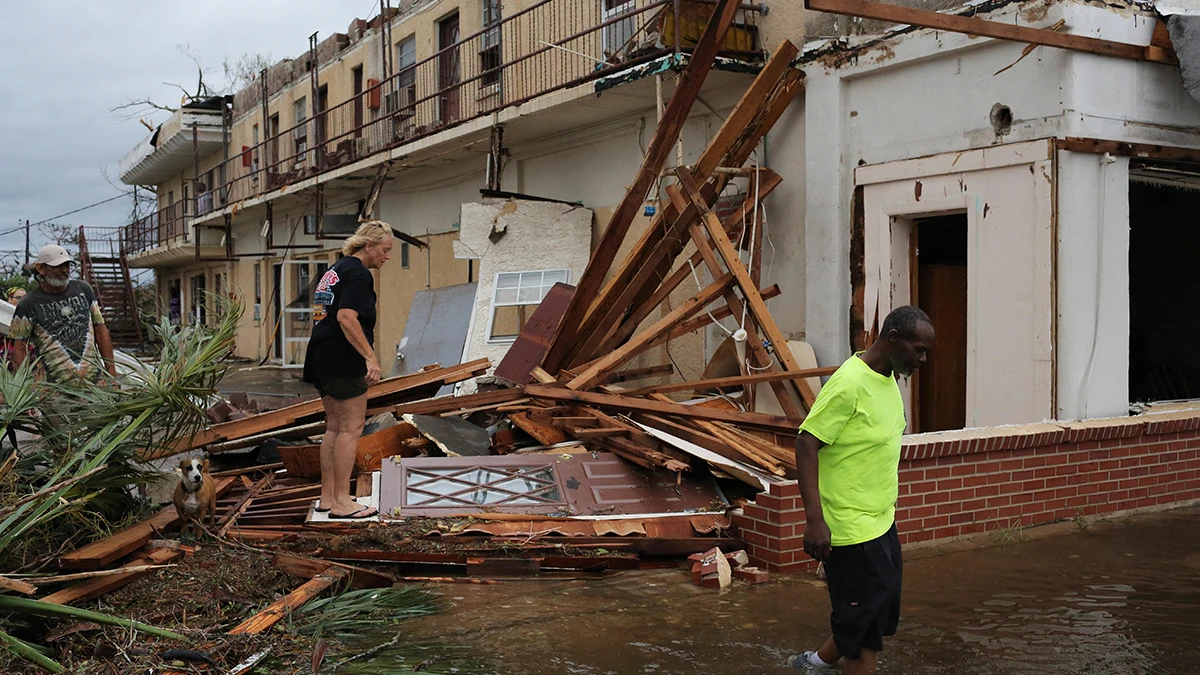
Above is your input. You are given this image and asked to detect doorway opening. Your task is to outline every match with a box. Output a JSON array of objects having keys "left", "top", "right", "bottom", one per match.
[
  {"left": 1129, "top": 177, "right": 1200, "bottom": 402},
  {"left": 913, "top": 213, "right": 967, "bottom": 432}
]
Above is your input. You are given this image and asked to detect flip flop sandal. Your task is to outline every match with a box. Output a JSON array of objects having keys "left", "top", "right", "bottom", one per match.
[
  {"left": 314, "top": 506, "right": 330, "bottom": 513},
  {"left": 333, "top": 507, "right": 377, "bottom": 519}
]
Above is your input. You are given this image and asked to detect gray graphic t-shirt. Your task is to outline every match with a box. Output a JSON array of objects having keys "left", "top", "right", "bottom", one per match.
[{"left": 9, "top": 280, "right": 107, "bottom": 382}]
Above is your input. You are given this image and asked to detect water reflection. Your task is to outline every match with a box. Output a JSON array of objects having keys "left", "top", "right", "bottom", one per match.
[{"left": 400, "top": 508, "right": 1200, "bottom": 675}]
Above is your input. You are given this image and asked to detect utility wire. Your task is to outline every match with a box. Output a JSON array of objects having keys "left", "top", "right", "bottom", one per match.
[{"left": 0, "top": 194, "right": 129, "bottom": 239}]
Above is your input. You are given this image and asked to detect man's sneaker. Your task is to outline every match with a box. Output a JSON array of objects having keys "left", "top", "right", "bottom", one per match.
[{"left": 786, "top": 651, "right": 837, "bottom": 670}]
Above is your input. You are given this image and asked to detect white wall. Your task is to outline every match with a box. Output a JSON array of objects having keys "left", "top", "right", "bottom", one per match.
[
  {"left": 858, "top": 141, "right": 1055, "bottom": 427},
  {"left": 1056, "top": 151, "right": 1130, "bottom": 421},
  {"left": 790, "top": 0, "right": 1200, "bottom": 422}
]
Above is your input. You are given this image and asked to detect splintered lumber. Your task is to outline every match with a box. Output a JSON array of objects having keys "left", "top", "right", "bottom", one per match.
[
  {"left": 670, "top": 183, "right": 804, "bottom": 418},
  {"left": 162, "top": 359, "right": 489, "bottom": 457},
  {"left": 804, "top": 0, "right": 1176, "bottom": 65},
  {"left": 228, "top": 567, "right": 348, "bottom": 635},
  {"left": 272, "top": 553, "right": 394, "bottom": 589},
  {"left": 661, "top": 284, "right": 780, "bottom": 342},
  {"left": 542, "top": 0, "right": 740, "bottom": 373},
  {"left": 0, "top": 576, "right": 36, "bottom": 595},
  {"left": 494, "top": 282, "right": 574, "bottom": 385},
  {"left": 217, "top": 474, "right": 273, "bottom": 538},
  {"left": 567, "top": 273, "right": 734, "bottom": 390},
  {"left": 379, "top": 386, "right": 525, "bottom": 417},
  {"left": 619, "top": 367, "right": 838, "bottom": 397},
  {"left": 509, "top": 412, "right": 569, "bottom": 445},
  {"left": 41, "top": 547, "right": 184, "bottom": 605},
  {"left": 590, "top": 171, "right": 784, "bottom": 359},
  {"left": 57, "top": 477, "right": 236, "bottom": 570},
  {"left": 525, "top": 385, "right": 802, "bottom": 433},
  {"left": 600, "top": 364, "right": 674, "bottom": 384}
]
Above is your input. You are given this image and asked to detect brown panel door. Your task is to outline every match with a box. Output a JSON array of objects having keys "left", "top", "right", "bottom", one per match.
[
  {"left": 917, "top": 264, "right": 967, "bottom": 432},
  {"left": 438, "top": 13, "right": 461, "bottom": 123}
]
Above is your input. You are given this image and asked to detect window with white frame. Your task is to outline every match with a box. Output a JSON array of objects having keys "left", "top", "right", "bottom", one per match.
[
  {"left": 480, "top": 0, "right": 502, "bottom": 88},
  {"left": 293, "top": 97, "right": 308, "bottom": 158},
  {"left": 487, "top": 269, "right": 569, "bottom": 343},
  {"left": 395, "top": 36, "right": 417, "bottom": 111}
]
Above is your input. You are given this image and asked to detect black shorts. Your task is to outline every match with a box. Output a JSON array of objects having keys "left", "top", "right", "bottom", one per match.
[
  {"left": 313, "top": 375, "right": 369, "bottom": 401},
  {"left": 824, "top": 523, "right": 902, "bottom": 660}
]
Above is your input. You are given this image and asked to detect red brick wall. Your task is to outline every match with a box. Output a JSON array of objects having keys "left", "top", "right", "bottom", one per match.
[{"left": 731, "top": 412, "right": 1200, "bottom": 572}]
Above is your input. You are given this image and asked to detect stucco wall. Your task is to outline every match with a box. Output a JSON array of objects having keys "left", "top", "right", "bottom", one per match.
[{"left": 456, "top": 198, "right": 593, "bottom": 386}]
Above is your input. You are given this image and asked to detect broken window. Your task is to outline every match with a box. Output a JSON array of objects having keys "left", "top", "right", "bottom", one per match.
[{"left": 487, "top": 269, "right": 569, "bottom": 343}]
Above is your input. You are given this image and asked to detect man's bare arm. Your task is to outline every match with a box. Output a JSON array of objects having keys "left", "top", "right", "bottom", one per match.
[
  {"left": 94, "top": 323, "right": 116, "bottom": 376},
  {"left": 11, "top": 341, "right": 27, "bottom": 370},
  {"left": 795, "top": 430, "right": 831, "bottom": 562}
]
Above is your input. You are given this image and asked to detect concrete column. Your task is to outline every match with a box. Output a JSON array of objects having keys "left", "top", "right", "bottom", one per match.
[
  {"left": 1056, "top": 151, "right": 1129, "bottom": 420},
  {"left": 803, "top": 73, "right": 851, "bottom": 365}
]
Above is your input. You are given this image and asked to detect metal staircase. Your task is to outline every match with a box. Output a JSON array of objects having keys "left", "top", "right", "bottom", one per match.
[{"left": 78, "top": 226, "right": 143, "bottom": 350}]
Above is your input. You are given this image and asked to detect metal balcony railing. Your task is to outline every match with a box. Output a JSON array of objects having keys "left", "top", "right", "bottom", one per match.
[
  {"left": 123, "top": 200, "right": 188, "bottom": 256},
  {"left": 207, "top": 0, "right": 762, "bottom": 210}
]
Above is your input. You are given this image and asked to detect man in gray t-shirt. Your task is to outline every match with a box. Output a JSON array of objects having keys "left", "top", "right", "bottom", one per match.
[{"left": 9, "top": 245, "right": 115, "bottom": 383}]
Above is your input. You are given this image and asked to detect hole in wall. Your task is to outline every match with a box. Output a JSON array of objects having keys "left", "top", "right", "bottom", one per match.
[{"left": 990, "top": 103, "right": 1013, "bottom": 136}]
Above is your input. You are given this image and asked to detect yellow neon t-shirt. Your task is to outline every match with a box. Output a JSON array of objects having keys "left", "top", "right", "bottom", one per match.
[{"left": 799, "top": 354, "right": 905, "bottom": 546}]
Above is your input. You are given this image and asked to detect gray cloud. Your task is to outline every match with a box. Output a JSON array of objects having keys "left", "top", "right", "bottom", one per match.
[{"left": 0, "top": 0, "right": 377, "bottom": 258}]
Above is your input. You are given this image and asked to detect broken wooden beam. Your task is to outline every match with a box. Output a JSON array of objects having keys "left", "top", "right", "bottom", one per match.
[
  {"left": 525, "top": 385, "right": 803, "bottom": 433},
  {"left": 271, "top": 552, "right": 395, "bottom": 589},
  {"left": 217, "top": 474, "right": 273, "bottom": 538},
  {"left": 57, "top": 478, "right": 236, "bottom": 570},
  {"left": 162, "top": 360, "right": 490, "bottom": 457},
  {"left": 541, "top": 0, "right": 740, "bottom": 372},
  {"left": 618, "top": 367, "right": 837, "bottom": 397},
  {"left": 228, "top": 567, "right": 348, "bottom": 635},
  {"left": 42, "top": 547, "right": 184, "bottom": 605},
  {"left": 804, "top": 0, "right": 1177, "bottom": 65}
]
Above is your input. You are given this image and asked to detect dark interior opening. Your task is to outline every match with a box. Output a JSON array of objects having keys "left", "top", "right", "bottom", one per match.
[
  {"left": 915, "top": 213, "right": 968, "bottom": 432},
  {"left": 1129, "top": 179, "right": 1200, "bottom": 402}
]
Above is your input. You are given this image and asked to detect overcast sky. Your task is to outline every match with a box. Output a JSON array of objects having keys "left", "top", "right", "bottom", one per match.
[{"left": 0, "top": 1, "right": 378, "bottom": 264}]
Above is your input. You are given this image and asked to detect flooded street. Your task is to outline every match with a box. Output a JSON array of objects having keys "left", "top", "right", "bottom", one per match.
[{"left": 403, "top": 506, "right": 1200, "bottom": 674}]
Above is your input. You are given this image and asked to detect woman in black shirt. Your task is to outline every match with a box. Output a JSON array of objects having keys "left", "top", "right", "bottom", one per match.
[{"left": 303, "top": 220, "right": 393, "bottom": 518}]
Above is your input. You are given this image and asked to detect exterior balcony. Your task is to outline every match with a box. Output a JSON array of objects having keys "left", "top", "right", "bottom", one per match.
[{"left": 118, "top": 98, "right": 227, "bottom": 186}]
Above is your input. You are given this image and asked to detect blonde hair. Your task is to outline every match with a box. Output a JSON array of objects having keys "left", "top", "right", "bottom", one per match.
[{"left": 342, "top": 220, "right": 393, "bottom": 257}]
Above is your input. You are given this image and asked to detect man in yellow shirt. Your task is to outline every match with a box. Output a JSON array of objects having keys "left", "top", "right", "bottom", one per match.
[{"left": 790, "top": 305, "right": 935, "bottom": 674}]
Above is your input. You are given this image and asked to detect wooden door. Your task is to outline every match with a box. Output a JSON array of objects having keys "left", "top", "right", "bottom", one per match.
[{"left": 438, "top": 13, "right": 461, "bottom": 123}]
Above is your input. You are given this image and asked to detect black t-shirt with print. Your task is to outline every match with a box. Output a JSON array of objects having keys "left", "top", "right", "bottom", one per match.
[{"left": 303, "top": 256, "right": 376, "bottom": 383}]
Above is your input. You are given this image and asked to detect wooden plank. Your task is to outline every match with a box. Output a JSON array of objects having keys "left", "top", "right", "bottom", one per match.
[
  {"left": 526, "top": 386, "right": 803, "bottom": 433},
  {"left": 0, "top": 576, "right": 36, "bottom": 595},
  {"left": 676, "top": 168, "right": 819, "bottom": 409},
  {"left": 58, "top": 477, "right": 236, "bottom": 570},
  {"left": 162, "top": 360, "right": 489, "bottom": 456},
  {"left": 675, "top": 195, "right": 802, "bottom": 419},
  {"left": 565, "top": 427, "right": 629, "bottom": 439},
  {"left": 380, "top": 386, "right": 525, "bottom": 417},
  {"left": 272, "top": 552, "right": 394, "bottom": 589},
  {"left": 693, "top": 40, "right": 800, "bottom": 178},
  {"left": 228, "top": 567, "right": 348, "bottom": 635},
  {"left": 566, "top": 273, "right": 734, "bottom": 390},
  {"left": 1055, "top": 137, "right": 1200, "bottom": 163},
  {"left": 510, "top": 412, "right": 570, "bottom": 445},
  {"left": 529, "top": 367, "right": 559, "bottom": 384},
  {"left": 541, "top": 0, "right": 740, "bottom": 373},
  {"left": 619, "top": 367, "right": 838, "bottom": 397},
  {"left": 804, "top": 0, "right": 1176, "bottom": 65},
  {"left": 494, "top": 283, "right": 575, "bottom": 384},
  {"left": 217, "top": 474, "right": 273, "bottom": 538},
  {"left": 597, "top": 172, "right": 784, "bottom": 357},
  {"left": 600, "top": 364, "right": 674, "bottom": 384},
  {"left": 42, "top": 548, "right": 183, "bottom": 605},
  {"left": 660, "top": 285, "right": 781, "bottom": 343}
]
